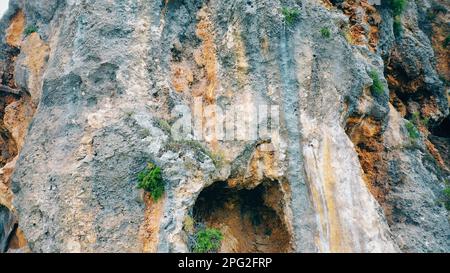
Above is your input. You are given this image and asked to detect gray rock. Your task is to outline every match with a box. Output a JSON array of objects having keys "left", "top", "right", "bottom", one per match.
[{"left": 0, "top": 0, "right": 447, "bottom": 253}]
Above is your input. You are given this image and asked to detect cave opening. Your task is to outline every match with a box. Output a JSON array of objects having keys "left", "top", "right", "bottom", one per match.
[
  {"left": 429, "top": 115, "right": 450, "bottom": 169},
  {"left": 432, "top": 115, "right": 450, "bottom": 138},
  {"left": 192, "top": 180, "right": 291, "bottom": 253}
]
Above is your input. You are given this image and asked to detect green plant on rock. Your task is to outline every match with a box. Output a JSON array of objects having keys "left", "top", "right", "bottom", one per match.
[
  {"left": 137, "top": 162, "right": 164, "bottom": 201},
  {"left": 184, "top": 216, "right": 195, "bottom": 234},
  {"left": 23, "top": 25, "right": 38, "bottom": 36},
  {"left": 156, "top": 119, "right": 171, "bottom": 134},
  {"left": 444, "top": 35, "right": 450, "bottom": 48},
  {"left": 320, "top": 27, "right": 331, "bottom": 38},
  {"left": 388, "top": 0, "right": 408, "bottom": 36},
  {"left": 369, "top": 70, "right": 384, "bottom": 96},
  {"left": 393, "top": 16, "right": 403, "bottom": 36},
  {"left": 390, "top": 0, "right": 407, "bottom": 16},
  {"left": 405, "top": 121, "right": 420, "bottom": 140},
  {"left": 411, "top": 111, "right": 420, "bottom": 124},
  {"left": 443, "top": 182, "right": 450, "bottom": 210},
  {"left": 410, "top": 111, "right": 431, "bottom": 129},
  {"left": 194, "top": 228, "right": 223, "bottom": 253},
  {"left": 281, "top": 7, "right": 300, "bottom": 25},
  {"left": 421, "top": 117, "right": 430, "bottom": 127}
]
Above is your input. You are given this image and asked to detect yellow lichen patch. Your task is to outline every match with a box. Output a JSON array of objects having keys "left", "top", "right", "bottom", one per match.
[
  {"left": 322, "top": 137, "right": 349, "bottom": 252},
  {"left": 307, "top": 168, "right": 327, "bottom": 252},
  {"left": 6, "top": 10, "right": 25, "bottom": 47},
  {"left": 140, "top": 192, "right": 165, "bottom": 252}
]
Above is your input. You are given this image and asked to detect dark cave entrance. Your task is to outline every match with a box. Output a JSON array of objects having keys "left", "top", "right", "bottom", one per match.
[
  {"left": 429, "top": 115, "right": 450, "bottom": 169},
  {"left": 431, "top": 115, "right": 450, "bottom": 138},
  {"left": 192, "top": 180, "right": 292, "bottom": 253}
]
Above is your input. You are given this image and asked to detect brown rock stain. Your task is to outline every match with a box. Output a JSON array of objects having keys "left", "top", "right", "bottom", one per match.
[
  {"left": 345, "top": 116, "right": 389, "bottom": 206},
  {"left": 429, "top": 1, "right": 449, "bottom": 84},
  {"left": 171, "top": 62, "right": 194, "bottom": 93},
  {"left": 337, "top": 0, "right": 381, "bottom": 51},
  {"left": 140, "top": 193, "right": 165, "bottom": 252},
  {"left": 6, "top": 10, "right": 25, "bottom": 47},
  {"left": 195, "top": 7, "right": 218, "bottom": 105}
]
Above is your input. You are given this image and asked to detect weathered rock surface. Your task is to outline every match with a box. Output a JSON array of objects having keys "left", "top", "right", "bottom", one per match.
[{"left": 0, "top": 0, "right": 448, "bottom": 253}]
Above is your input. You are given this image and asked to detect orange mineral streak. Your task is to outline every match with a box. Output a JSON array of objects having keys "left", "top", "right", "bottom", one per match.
[
  {"left": 425, "top": 139, "right": 447, "bottom": 170},
  {"left": 171, "top": 62, "right": 194, "bottom": 93},
  {"left": 195, "top": 7, "right": 219, "bottom": 150},
  {"left": 345, "top": 116, "right": 389, "bottom": 206},
  {"left": 339, "top": 0, "right": 381, "bottom": 51},
  {"left": 195, "top": 8, "right": 218, "bottom": 105},
  {"left": 429, "top": 0, "right": 449, "bottom": 84},
  {"left": 5, "top": 10, "right": 25, "bottom": 47},
  {"left": 140, "top": 193, "right": 165, "bottom": 252},
  {"left": 4, "top": 33, "right": 49, "bottom": 153}
]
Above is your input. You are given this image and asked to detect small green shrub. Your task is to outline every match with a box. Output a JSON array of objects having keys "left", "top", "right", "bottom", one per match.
[
  {"left": 184, "top": 216, "right": 195, "bottom": 234},
  {"left": 23, "top": 25, "right": 38, "bottom": 36},
  {"left": 405, "top": 121, "right": 420, "bottom": 140},
  {"left": 410, "top": 112, "right": 430, "bottom": 127},
  {"left": 393, "top": 16, "right": 403, "bottom": 36},
  {"left": 281, "top": 7, "right": 300, "bottom": 25},
  {"left": 390, "top": 0, "right": 407, "bottom": 16},
  {"left": 421, "top": 117, "right": 430, "bottom": 127},
  {"left": 137, "top": 162, "right": 164, "bottom": 201},
  {"left": 320, "top": 27, "right": 331, "bottom": 38},
  {"left": 410, "top": 111, "right": 430, "bottom": 128},
  {"left": 155, "top": 119, "right": 171, "bottom": 134},
  {"left": 194, "top": 228, "right": 223, "bottom": 253},
  {"left": 388, "top": 0, "right": 407, "bottom": 36},
  {"left": 443, "top": 183, "right": 450, "bottom": 210},
  {"left": 411, "top": 111, "right": 420, "bottom": 124},
  {"left": 444, "top": 35, "right": 450, "bottom": 48},
  {"left": 369, "top": 70, "right": 384, "bottom": 96}
]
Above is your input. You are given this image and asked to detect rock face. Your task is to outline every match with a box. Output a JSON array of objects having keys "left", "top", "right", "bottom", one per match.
[{"left": 0, "top": 0, "right": 448, "bottom": 253}]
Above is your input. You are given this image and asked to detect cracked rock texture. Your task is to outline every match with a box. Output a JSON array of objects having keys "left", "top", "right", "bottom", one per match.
[{"left": 0, "top": 0, "right": 448, "bottom": 253}]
